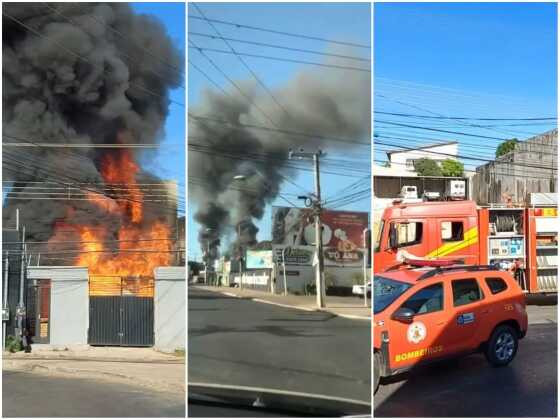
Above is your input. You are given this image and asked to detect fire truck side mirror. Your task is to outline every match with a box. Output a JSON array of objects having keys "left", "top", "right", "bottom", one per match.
[{"left": 389, "top": 224, "right": 398, "bottom": 250}]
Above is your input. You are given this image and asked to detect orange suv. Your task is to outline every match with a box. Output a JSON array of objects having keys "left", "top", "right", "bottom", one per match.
[{"left": 373, "top": 264, "right": 528, "bottom": 393}]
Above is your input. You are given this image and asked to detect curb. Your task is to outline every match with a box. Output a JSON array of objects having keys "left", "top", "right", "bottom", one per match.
[
  {"left": 4, "top": 361, "right": 185, "bottom": 394},
  {"left": 208, "top": 288, "right": 371, "bottom": 321},
  {"left": 3, "top": 356, "right": 184, "bottom": 363}
]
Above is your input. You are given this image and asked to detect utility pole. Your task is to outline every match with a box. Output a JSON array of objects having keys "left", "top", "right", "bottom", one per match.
[
  {"left": 3, "top": 252, "right": 9, "bottom": 351},
  {"left": 363, "top": 227, "right": 369, "bottom": 308},
  {"left": 238, "top": 223, "right": 244, "bottom": 290},
  {"left": 290, "top": 149, "right": 325, "bottom": 308},
  {"left": 282, "top": 246, "right": 290, "bottom": 296},
  {"left": 17, "top": 226, "right": 26, "bottom": 342}
]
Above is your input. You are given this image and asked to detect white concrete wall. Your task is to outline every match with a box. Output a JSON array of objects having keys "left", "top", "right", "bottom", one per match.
[
  {"left": 154, "top": 267, "right": 185, "bottom": 353},
  {"left": 27, "top": 267, "right": 89, "bottom": 346},
  {"left": 389, "top": 143, "right": 458, "bottom": 171}
]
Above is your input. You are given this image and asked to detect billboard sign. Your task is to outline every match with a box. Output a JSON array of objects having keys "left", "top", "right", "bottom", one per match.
[
  {"left": 272, "top": 207, "right": 369, "bottom": 266},
  {"left": 273, "top": 245, "right": 315, "bottom": 265},
  {"left": 245, "top": 250, "right": 274, "bottom": 269}
]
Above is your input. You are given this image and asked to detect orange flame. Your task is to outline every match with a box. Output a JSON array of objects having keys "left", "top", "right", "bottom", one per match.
[
  {"left": 99, "top": 148, "right": 143, "bottom": 223},
  {"left": 50, "top": 132, "right": 173, "bottom": 277}
]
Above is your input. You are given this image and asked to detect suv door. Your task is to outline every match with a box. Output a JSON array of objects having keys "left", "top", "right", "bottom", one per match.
[
  {"left": 444, "top": 277, "right": 487, "bottom": 353},
  {"left": 387, "top": 282, "right": 449, "bottom": 370}
]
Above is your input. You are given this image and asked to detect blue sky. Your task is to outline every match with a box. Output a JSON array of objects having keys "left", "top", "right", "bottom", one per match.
[
  {"left": 132, "top": 2, "right": 185, "bottom": 215},
  {"left": 188, "top": 3, "right": 371, "bottom": 261},
  {"left": 374, "top": 2, "right": 557, "bottom": 170}
]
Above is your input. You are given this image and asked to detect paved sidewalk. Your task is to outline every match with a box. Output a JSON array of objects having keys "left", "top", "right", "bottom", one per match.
[
  {"left": 192, "top": 285, "right": 371, "bottom": 320},
  {"left": 527, "top": 304, "right": 557, "bottom": 324},
  {"left": 3, "top": 347, "right": 185, "bottom": 394},
  {"left": 3, "top": 345, "right": 183, "bottom": 362}
]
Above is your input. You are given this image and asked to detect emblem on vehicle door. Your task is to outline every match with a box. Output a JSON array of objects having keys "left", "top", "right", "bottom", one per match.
[
  {"left": 407, "top": 321, "right": 427, "bottom": 344},
  {"left": 457, "top": 312, "right": 475, "bottom": 325}
]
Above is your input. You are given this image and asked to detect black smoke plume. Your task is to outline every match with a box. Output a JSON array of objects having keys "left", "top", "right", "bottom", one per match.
[
  {"left": 2, "top": 3, "right": 183, "bottom": 259},
  {"left": 189, "top": 50, "right": 370, "bottom": 258}
]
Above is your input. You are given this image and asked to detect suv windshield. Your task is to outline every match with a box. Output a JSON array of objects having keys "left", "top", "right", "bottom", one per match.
[{"left": 374, "top": 276, "right": 412, "bottom": 314}]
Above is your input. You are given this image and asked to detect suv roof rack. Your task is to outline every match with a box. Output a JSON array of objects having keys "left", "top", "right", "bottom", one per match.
[{"left": 417, "top": 264, "right": 499, "bottom": 281}]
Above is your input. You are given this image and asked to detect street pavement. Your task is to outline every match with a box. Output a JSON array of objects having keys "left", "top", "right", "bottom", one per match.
[
  {"left": 193, "top": 284, "right": 371, "bottom": 319},
  {"left": 188, "top": 286, "right": 371, "bottom": 406},
  {"left": 374, "top": 323, "right": 557, "bottom": 417},
  {"left": 2, "top": 370, "right": 185, "bottom": 417}
]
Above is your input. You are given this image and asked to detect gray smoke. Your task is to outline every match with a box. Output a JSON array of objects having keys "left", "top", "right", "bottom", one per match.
[
  {"left": 189, "top": 51, "right": 370, "bottom": 258},
  {"left": 2, "top": 3, "right": 183, "bottom": 258}
]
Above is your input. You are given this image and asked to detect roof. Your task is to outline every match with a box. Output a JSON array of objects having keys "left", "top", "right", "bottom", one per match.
[
  {"left": 383, "top": 200, "right": 478, "bottom": 218},
  {"left": 386, "top": 141, "right": 458, "bottom": 157},
  {"left": 377, "top": 265, "right": 504, "bottom": 284}
]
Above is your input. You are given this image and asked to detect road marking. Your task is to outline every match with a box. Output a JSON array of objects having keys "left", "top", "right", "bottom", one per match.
[
  {"left": 222, "top": 292, "right": 239, "bottom": 298},
  {"left": 252, "top": 298, "right": 316, "bottom": 311}
]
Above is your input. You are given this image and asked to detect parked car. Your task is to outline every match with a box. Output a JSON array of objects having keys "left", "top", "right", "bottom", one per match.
[
  {"left": 352, "top": 281, "right": 371, "bottom": 298},
  {"left": 373, "top": 264, "right": 528, "bottom": 394}
]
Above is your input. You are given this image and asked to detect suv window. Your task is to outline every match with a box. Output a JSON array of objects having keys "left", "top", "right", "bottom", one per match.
[
  {"left": 441, "top": 221, "right": 464, "bottom": 242},
  {"left": 393, "top": 222, "right": 423, "bottom": 248},
  {"left": 485, "top": 277, "right": 508, "bottom": 294},
  {"left": 400, "top": 283, "right": 443, "bottom": 315},
  {"left": 452, "top": 278, "right": 484, "bottom": 306}
]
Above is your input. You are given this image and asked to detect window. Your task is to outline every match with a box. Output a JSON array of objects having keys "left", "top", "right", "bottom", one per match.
[
  {"left": 400, "top": 283, "right": 443, "bottom": 315},
  {"left": 374, "top": 220, "right": 384, "bottom": 253},
  {"left": 441, "top": 221, "right": 464, "bottom": 242},
  {"left": 393, "top": 222, "right": 423, "bottom": 248},
  {"left": 406, "top": 159, "right": 415, "bottom": 169},
  {"left": 452, "top": 278, "right": 484, "bottom": 306},
  {"left": 485, "top": 277, "right": 508, "bottom": 295}
]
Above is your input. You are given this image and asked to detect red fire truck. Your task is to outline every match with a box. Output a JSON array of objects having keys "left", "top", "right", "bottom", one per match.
[{"left": 374, "top": 199, "right": 558, "bottom": 294}]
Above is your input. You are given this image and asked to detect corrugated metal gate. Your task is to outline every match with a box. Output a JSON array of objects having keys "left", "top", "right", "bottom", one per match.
[{"left": 88, "top": 276, "right": 154, "bottom": 346}]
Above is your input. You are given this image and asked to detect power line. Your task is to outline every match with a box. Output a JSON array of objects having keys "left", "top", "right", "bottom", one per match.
[
  {"left": 375, "top": 110, "right": 556, "bottom": 121},
  {"left": 188, "top": 14, "right": 370, "bottom": 49},
  {"left": 189, "top": 38, "right": 279, "bottom": 127},
  {"left": 190, "top": 46, "right": 370, "bottom": 72},
  {"left": 192, "top": 4, "right": 295, "bottom": 121},
  {"left": 188, "top": 31, "right": 370, "bottom": 62},
  {"left": 189, "top": 113, "right": 370, "bottom": 146}
]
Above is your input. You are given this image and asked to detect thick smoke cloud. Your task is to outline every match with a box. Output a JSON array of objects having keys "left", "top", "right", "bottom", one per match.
[
  {"left": 2, "top": 3, "right": 183, "bottom": 250},
  {"left": 189, "top": 52, "right": 370, "bottom": 258}
]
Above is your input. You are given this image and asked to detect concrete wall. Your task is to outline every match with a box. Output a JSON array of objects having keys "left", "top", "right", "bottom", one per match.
[
  {"left": 472, "top": 130, "right": 557, "bottom": 205},
  {"left": 154, "top": 266, "right": 185, "bottom": 353},
  {"left": 27, "top": 267, "right": 89, "bottom": 346}
]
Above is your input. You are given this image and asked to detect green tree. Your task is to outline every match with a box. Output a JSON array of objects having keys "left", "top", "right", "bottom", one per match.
[
  {"left": 495, "top": 138, "right": 519, "bottom": 158},
  {"left": 441, "top": 159, "right": 464, "bottom": 177},
  {"left": 413, "top": 158, "right": 442, "bottom": 176}
]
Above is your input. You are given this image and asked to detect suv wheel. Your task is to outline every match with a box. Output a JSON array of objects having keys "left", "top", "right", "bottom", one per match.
[
  {"left": 374, "top": 352, "right": 380, "bottom": 394},
  {"left": 485, "top": 325, "right": 518, "bottom": 366}
]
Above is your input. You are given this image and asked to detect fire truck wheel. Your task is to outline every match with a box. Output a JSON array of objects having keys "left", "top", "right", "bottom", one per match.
[
  {"left": 374, "top": 351, "right": 380, "bottom": 394},
  {"left": 485, "top": 324, "right": 518, "bottom": 367}
]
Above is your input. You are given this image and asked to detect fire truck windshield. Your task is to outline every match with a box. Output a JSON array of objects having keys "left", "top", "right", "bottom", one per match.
[
  {"left": 374, "top": 276, "right": 412, "bottom": 314},
  {"left": 374, "top": 220, "right": 384, "bottom": 252}
]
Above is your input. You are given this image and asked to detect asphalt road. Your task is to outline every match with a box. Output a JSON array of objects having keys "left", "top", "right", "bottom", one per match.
[
  {"left": 188, "top": 287, "right": 371, "bottom": 404},
  {"left": 374, "top": 323, "right": 557, "bottom": 417},
  {"left": 2, "top": 371, "right": 185, "bottom": 417}
]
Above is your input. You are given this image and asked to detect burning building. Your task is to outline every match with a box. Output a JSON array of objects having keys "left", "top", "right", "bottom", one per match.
[{"left": 2, "top": 3, "right": 184, "bottom": 348}]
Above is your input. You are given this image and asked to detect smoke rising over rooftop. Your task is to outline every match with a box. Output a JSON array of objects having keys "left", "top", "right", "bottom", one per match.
[
  {"left": 3, "top": 3, "right": 183, "bottom": 261},
  {"left": 189, "top": 51, "right": 370, "bottom": 258}
]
